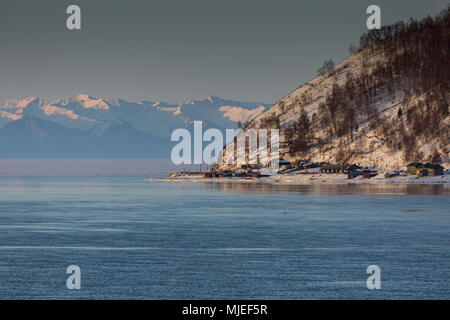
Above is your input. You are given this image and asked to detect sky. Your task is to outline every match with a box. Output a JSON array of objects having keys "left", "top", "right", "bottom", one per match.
[{"left": 0, "top": 0, "right": 447, "bottom": 104}]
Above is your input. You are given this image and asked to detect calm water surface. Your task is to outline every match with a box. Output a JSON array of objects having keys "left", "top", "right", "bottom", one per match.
[{"left": 0, "top": 177, "right": 449, "bottom": 299}]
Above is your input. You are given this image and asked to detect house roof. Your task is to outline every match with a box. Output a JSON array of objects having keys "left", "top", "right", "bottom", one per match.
[
  {"left": 279, "top": 159, "right": 291, "bottom": 165},
  {"left": 407, "top": 162, "right": 443, "bottom": 169},
  {"left": 321, "top": 163, "right": 341, "bottom": 170},
  {"left": 407, "top": 162, "right": 423, "bottom": 167},
  {"left": 345, "top": 164, "right": 361, "bottom": 170}
]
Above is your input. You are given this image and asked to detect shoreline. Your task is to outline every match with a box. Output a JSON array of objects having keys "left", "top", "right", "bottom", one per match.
[{"left": 146, "top": 173, "right": 449, "bottom": 186}]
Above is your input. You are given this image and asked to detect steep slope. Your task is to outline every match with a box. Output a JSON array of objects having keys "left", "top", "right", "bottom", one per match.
[{"left": 220, "top": 7, "right": 449, "bottom": 171}]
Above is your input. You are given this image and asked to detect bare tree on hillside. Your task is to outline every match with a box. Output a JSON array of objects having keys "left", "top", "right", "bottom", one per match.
[{"left": 317, "top": 60, "right": 335, "bottom": 76}]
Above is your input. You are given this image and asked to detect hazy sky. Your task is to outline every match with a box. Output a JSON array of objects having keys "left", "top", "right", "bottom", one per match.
[{"left": 0, "top": 0, "right": 447, "bottom": 104}]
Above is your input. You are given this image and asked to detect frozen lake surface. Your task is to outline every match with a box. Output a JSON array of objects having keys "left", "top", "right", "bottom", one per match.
[{"left": 0, "top": 177, "right": 448, "bottom": 299}]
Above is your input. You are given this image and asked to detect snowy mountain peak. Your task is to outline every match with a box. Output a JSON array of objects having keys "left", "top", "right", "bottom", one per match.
[
  {"left": 75, "top": 94, "right": 90, "bottom": 101},
  {"left": 70, "top": 94, "right": 110, "bottom": 110},
  {"left": 19, "top": 97, "right": 44, "bottom": 107}
]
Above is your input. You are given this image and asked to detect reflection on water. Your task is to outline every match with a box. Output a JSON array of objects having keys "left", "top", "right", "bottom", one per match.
[{"left": 208, "top": 181, "right": 450, "bottom": 195}]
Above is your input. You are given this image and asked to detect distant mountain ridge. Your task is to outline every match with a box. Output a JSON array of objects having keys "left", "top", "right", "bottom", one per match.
[
  {"left": 0, "top": 95, "right": 270, "bottom": 158},
  {"left": 0, "top": 116, "right": 170, "bottom": 158}
]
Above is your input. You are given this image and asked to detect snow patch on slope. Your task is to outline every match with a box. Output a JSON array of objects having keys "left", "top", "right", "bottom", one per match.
[
  {"left": 220, "top": 105, "right": 266, "bottom": 122},
  {"left": 74, "top": 94, "right": 110, "bottom": 110},
  {"left": 41, "top": 105, "right": 94, "bottom": 121},
  {"left": 0, "top": 111, "right": 22, "bottom": 121}
]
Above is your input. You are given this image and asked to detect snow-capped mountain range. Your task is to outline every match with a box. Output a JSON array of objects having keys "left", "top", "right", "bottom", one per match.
[{"left": 0, "top": 95, "right": 269, "bottom": 158}]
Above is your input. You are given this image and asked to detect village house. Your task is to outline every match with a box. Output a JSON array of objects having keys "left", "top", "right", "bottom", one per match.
[
  {"left": 362, "top": 167, "right": 378, "bottom": 179},
  {"left": 346, "top": 164, "right": 363, "bottom": 179},
  {"left": 320, "top": 163, "right": 361, "bottom": 174},
  {"left": 264, "top": 158, "right": 292, "bottom": 169},
  {"left": 407, "top": 163, "right": 423, "bottom": 175},
  {"left": 407, "top": 163, "right": 444, "bottom": 176},
  {"left": 240, "top": 164, "right": 260, "bottom": 170},
  {"left": 320, "top": 163, "right": 344, "bottom": 174},
  {"left": 293, "top": 160, "right": 320, "bottom": 170},
  {"left": 278, "top": 159, "right": 292, "bottom": 168},
  {"left": 345, "top": 164, "right": 362, "bottom": 173}
]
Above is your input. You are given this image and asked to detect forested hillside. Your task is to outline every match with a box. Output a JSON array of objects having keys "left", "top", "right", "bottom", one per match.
[{"left": 233, "top": 6, "right": 449, "bottom": 170}]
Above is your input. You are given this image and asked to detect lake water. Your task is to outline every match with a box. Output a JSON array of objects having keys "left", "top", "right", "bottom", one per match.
[{"left": 0, "top": 176, "right": 449, "bottom": 299}]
